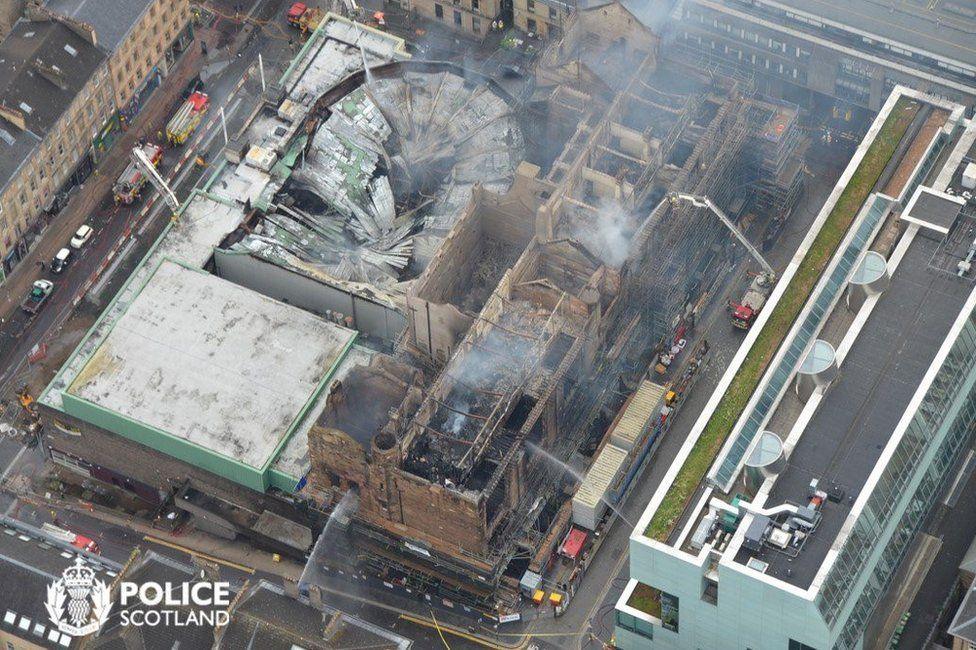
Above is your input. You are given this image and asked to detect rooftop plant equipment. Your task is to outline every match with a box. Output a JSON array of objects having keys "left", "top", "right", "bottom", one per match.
[{"left": 645, "top": 97, "right": 919, "bottom": 542}]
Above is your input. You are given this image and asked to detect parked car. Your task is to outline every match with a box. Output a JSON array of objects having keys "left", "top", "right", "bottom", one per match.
[
  {"left": 70, "top": 224, "right": 93, "bottom": 249},
  {"left": 21, "top": 279, "right": 54, "bottom": 315},
  {"left": 51, "top": 247, "right": 71, "bottom": 274}
]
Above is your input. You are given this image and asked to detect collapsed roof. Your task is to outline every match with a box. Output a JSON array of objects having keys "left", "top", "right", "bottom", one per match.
[{"left": 231, "top": 70, "right": 525, "bottom": 287}]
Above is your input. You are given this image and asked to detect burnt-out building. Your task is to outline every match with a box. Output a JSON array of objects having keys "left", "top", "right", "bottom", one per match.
[
  {"left": 37, "top": 6, "right": 812, "bottom": 610},
  {"left": 306, "top": 188, "right": 619, "bottom": 588}
]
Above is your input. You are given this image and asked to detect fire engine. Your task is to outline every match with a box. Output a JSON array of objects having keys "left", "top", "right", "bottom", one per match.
[
  {"left": 113, "top": 142, "right": 163, "bottom": 204},
  {"left": 165, "top": 91, "right": 209, "bottom": 146}
]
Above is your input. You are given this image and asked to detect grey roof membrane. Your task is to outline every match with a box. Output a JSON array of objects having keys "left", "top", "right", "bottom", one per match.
[
  {"left": 66, "top": 260, "right": 355, "bottom": 469},
  {"left": 744, "top": 233, "right": 974, "bottom": 589},
  {"left": 905, "top": 189, "right": 964, "bottom": 233}
]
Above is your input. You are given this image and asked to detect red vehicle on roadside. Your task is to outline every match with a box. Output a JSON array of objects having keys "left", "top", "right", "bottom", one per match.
[
  {"left": 112, "top": 142, "right": 163, "bottom": 205},
  {"left": 41, "top": 523, "right": 101, "bottom": 554},
  {"left": 287, "top": 2, "right": 307, "bottom": 25}
]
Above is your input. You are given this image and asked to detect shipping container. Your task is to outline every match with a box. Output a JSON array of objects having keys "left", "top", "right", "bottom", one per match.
[
  {"left": 572, "top": 444, "right": 628, "bottom": 530},
  {"left": 609, "top": 380, "right": 666, "bottom": 451}
]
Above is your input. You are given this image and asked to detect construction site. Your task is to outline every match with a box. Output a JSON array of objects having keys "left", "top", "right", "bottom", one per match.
[{"left": 35, "top": 4, "right": 821, "bottom": 614}]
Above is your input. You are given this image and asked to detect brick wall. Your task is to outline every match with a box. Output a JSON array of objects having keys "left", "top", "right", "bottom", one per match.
[
  {"left": 307, "top": 422, "right": 491, "bottom": 557},
  {"left": 39, "top": 404, "right": 263, "bottom": 508}
]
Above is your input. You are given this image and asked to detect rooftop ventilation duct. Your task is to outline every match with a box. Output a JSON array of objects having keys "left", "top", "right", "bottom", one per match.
[
  {"left": 794, "top": 339, "right": 838, "bottom": 403},
  {"left": 846, "top": 250, "right": 890, "bottom": 312}
]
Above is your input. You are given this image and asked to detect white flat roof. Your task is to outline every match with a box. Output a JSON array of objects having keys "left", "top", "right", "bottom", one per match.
[
  {"left": 41, "top": 192, "right": 249, "bottom": 410},
  {"left": 68, "top": 260, "right": 355, "bottom": 469},
  {"left": 272, "top": 344, "right": 376, "bottom": 481}
]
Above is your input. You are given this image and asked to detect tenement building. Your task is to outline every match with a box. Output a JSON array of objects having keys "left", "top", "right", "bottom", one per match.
[{"left": 0, "top": 0, "right": 192, "bottom": 278}]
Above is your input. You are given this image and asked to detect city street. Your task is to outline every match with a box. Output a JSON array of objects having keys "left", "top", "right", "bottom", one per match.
[
  {"left": 0, "top": 15, "right": 863, "bottom": 644},
  {"left": 0, "top": 0, "right": 293, "bottom": 457},
  {"left": 0, "top": 0, "right": 294, "bottom": 537},
  {"left": 0, "top": 3, "right": 489, "bottom": 648}
]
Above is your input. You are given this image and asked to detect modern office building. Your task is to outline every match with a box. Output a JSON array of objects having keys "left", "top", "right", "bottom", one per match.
[
  {"left": 616, "top": 86, "right": 976, "bottom": 649},
  {"left": 669, "top": 0, "right": 976, "bottom": 110}
]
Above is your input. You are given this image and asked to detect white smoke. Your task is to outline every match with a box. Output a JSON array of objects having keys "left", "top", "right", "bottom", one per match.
[{"left": 574, "top": 200, "right": 636, "bottom": 268}]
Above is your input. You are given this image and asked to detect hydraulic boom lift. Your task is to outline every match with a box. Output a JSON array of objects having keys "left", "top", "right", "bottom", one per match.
[
  {"left": 668, "top": 193, "right": 776, "bottom": 329},
  {"left": 130, "top": 145, "right": 180, "bottom": 215}
]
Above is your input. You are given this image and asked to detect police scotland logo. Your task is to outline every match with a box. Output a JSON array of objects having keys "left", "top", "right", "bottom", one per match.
[{"left": 45, "top": 557, "right": 113, "bottom": 636}]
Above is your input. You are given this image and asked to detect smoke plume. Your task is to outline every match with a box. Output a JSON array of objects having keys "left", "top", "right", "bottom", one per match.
[{"left": 574, "top": 200, "right": 637, "bottom": 268}]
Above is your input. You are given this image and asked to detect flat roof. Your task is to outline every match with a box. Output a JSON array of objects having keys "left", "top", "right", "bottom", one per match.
[
  {"left": 41, "top": 192, "right": 248, "bottom": 411},
  {"left": 902, "top": 186, "right": 965, "bottom": 235},
  {"left": 67, "top": 260, "right": 355, "bottom": 470},
  {"left": 271, "top": 344, "right": 375, "bottom": 483},
  {"left": 753, "top": 0, "right": 976, "bottom": 72},
  {"left": 748, "top": 232, "right": 974, "bottom": 588}
]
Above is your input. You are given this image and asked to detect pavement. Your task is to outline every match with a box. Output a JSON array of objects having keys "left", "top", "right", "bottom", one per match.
[
  {"left": 0, "top": 3, "right": 493, "bottom": 649},
  {"left": 532, "top": 136, "right": 856, "bottom": 650}
]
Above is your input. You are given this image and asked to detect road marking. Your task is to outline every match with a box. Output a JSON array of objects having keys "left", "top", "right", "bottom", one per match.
[
  {"left": 142, "top": 535, "right": 256, "bottom": 574},
  {"left": 399, "top": 613, "right": 515, "bottom": 649},
  {"left": 89, "top": 238, "right": 139, "bottom": 298},
  {"left": 0, "top": 446, "right": 28, "bottom": 485}
]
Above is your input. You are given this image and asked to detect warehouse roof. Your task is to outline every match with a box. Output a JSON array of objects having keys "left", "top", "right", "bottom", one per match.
[
  {"left": 41, "top": 192, "right": 249, "bottom": 411},
  {"left": 66, "top": 260, "right": 355, "bottom": 471}
]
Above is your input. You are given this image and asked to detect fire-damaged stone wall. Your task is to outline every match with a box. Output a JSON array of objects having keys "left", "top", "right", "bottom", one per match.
[
  {"left": 307, "top": 355, "right": 496, "bottom": 557},
  {"left": 407, "top": 165, "right": 556, "bottom": 364}
]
